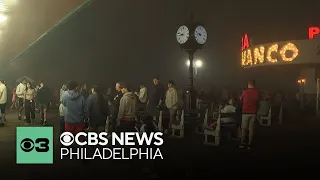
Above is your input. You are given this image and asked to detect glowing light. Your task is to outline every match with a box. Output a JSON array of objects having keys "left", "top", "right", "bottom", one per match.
[
  {"left": 241, "top": 34, "right": 250, "bottom": 50},
  {"left": 298, "top": 79, "right": 301, "bottom": 84},
  {"left": 246, "top": 49, "right": 252, "bottom": 65},
  {"left": 266, "top": 44, "right": 278, "bottom": 63},
  {"left": 186, "top": 60, "right": 203, "bottom": 67},
  {"left": 195, "top": 60, "right": 203, "bottom": 67},
  {"left": 280, "top": 43, "right": 298, "bottom": 62},
  {"left": 301, "top": 78, "right": 306, "bottom": 83},
  {"left": 0, "top": 14, "right": 7, "bottom": 22},
  {"left": 241, "top": 51, "right": 246, "bottom": 66},
  {"left": 253, "top": 46, "right": 265, "bottom": 64},
  {"left": 0, "top": 3, "right": 5, "bottom": 11},
  {"left": 241, "top": 43, "right": 299, "bottom": 67},
  {"left": 309, "top": 27, "right": 319, "bottom": 39}
]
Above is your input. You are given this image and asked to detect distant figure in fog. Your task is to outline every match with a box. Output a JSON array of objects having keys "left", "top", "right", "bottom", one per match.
[
  {"left": 37, "top": 80, "right": 51, "bottom": 126},
  {"left": 16, "top": 78, "right": 27, "bottom": 120}
]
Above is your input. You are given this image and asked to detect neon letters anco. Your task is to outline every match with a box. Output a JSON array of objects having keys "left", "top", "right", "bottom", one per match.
[
  {"left": 241, "top": 43, "right": 299, "bottom": 67},
  {"left": 309, "top": 27, "right": 320, "bottom": 39},
  {"left": 241, "top": 34, "right": 250, "bottom": 51}
]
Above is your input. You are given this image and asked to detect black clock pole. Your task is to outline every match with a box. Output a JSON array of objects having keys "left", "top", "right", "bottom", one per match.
[
  {"left": 188, "top": 50, "right": 195, "bottom": 87},
  {"left": 177, "top": 13, "right": 206, "bottom": 110},
  {"left": 187, "top": 50, "right": 197, "bottom": 110}
]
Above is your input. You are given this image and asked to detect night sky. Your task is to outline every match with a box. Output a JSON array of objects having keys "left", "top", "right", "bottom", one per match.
[{"left": 3, "top": 0, "right": 320, "bottom": 92}]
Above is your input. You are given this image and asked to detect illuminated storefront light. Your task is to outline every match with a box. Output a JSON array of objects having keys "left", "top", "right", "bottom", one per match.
[
  {"left": 266, "top": 44, "right": 278, "bottom": 63},
  {"left": 279, "top": 43, "right": 298, "bottom": 61},
  {"left": 241, "top": 42, "right": 299, "bottom": 67}
]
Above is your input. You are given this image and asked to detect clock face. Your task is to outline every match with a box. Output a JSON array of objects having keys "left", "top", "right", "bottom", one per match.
[
  {"left": 176, "top": 25, "right": 189, "bottom": 44},
  {"left": 194, "top": 26, "right": 207, "bottom": 44}
]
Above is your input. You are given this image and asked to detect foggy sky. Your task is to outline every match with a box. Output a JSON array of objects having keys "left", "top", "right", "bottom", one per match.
[{"left": 3, "top": 0, "right": 320, "bottom": 91}]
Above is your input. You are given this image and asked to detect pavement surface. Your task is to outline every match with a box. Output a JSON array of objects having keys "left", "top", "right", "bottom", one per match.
[{"left": 0, "top": 109, "right": 320, "bottom": 179}]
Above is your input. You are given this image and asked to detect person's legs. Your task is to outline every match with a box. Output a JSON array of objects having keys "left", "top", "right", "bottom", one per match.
[
  {"left": 169, "top": 107, "right": 178, "bottom": 126},
  {"left": 60, "top": 117, "right": 65, "bottom": 134},
  {"left": 0, "top": 104, "right": 5, "bottom": 125},
  {"left": 43, "top": 104, "right": 47, "bottom": 125},
  {"left": 30, "top": 101, "right": 35, "bottom": 123},
  {"left": 39, "top": 104, "right": 44, "bottom": 123},
  {"left": 17, "top": 98, "right": 24, "bottom": 120},
  {"left": 240, "top": 114, "right": 250, "bottom": 146},
  {"left": 248, "top": 114, "right": 256, "bottom": 147},
  {"left": 24, "top": 101, "right": 31, "bottom": 124}
]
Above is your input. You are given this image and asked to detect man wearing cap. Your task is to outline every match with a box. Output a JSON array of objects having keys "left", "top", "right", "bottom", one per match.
[
  {"left": 0, "top": 79, "right": 7, "bottom": 126},
  {"left": 117, "top": 82, "right": 137, "bottom": 132}
]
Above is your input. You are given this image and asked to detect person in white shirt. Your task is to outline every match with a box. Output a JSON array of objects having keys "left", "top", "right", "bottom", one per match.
[
  {"left": 135, "top": 83, "right": 148, "bottom": 104},
  {"left": 165, "top": 80, "right": 179, "bottom": 130},
  {"left": 0, "top": 79, "right": 7, "bottom": 126},
  {"left": 221, "top": 98, "right": 236, "bottom": 113},
  {"left": 24, "top": 82, "right": 36, "bottom": 125},
  {"left": 16, "top": 78, "right": 27, "bottom": 120}
]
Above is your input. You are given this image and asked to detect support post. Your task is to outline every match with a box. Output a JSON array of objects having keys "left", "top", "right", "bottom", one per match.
[{"left": 317, "top": 78, "right": 319, "bottom": 117}]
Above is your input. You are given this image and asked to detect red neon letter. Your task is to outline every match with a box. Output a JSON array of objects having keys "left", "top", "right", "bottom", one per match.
[
  {"left": 241, "top": 34, "right": 250, "bottom": 50},
  {"left": 309, "top": 27, "right": 319, "bottom": 39}
]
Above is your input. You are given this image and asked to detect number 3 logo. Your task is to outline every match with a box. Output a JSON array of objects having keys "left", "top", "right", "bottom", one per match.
[
  {"left": 35, "top": 138, "right": 50, "bottom": 152},
  {"left": 20, "top": 138, "right": 50, "bottom": 152}
]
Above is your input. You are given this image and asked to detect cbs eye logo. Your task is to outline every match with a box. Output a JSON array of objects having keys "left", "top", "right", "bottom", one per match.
[
  {"left": 60, "top": 132, "right": 74, "bottom": 146},
  {"left": 20, "top": 138, "right": 50, "bottom": 152}
]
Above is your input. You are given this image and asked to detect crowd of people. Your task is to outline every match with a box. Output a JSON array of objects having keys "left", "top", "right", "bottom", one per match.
[
  {"left": 59, "top": 76, "right": 179, "bottom": 137},
  {"left": 0, "top": 75, "right": 287, "bottom": 151}
]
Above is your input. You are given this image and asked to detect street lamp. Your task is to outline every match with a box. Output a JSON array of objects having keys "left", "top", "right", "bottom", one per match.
[
  {"left": 186, "top": 59, "right": 202, "bottom": 67},
  {"left": 297, "top": 78, "right": 306, "bottom": 109},
  {"left": 186, "top": 60, "right": 203, "bottom": 76}
]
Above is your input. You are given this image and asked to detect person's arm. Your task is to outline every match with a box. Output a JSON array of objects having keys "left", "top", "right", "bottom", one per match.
[
  {"left": 86, "top": 96, "right": 92, "bottom": 120},
  {"left": 158, "top": 85, "right": 166, "bottom": 106},
  {"left": 83, "top": 97, "right": 88, "bottom": 119},
  {"left": 62, "top": 93, "right": 67, "bottom": 107},
  {"left": 139, "top": 87, "right": 146, "bottom": 102},
  {"left": 172, "top": 89, "right": 179, "bottom": 107},
  {"left": 16, "top": 85, "right": 20, "bottom": 96},
  {"left": 117, "top": 97, "right": 126, "bottom": 122}
]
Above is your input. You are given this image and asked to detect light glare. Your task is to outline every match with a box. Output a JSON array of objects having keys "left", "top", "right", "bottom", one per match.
[
  {"left": 186, "top": 59, "right": 203, "bottom": 68},
  {"left": 0, "top": 14, "right": 7, "bottom": 22}
]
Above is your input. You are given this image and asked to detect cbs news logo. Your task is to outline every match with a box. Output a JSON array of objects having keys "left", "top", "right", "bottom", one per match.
[{"left": 16, "top": 127, "right": 53, "bottom": 164}]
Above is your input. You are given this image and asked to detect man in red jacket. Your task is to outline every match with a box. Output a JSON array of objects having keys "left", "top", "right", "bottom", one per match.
[{"left": 240, "top": 80, "right": 260, "bottom": 149}]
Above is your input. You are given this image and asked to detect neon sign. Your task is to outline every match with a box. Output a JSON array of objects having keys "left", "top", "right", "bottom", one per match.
[
  {"left": 309, "top": 27, "right": 319, "bottom": 39},
  {"left": 241, "top": 34, "right": 250, "bottom": 50},
  {"left": 241, "top": 43, "right": 299, "bottom": 67}
]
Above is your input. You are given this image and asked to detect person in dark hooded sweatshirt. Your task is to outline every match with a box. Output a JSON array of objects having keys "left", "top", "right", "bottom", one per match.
[
  {"left": 109, "top": 82, "right": 123, "bottom": 132},
  {"left": 87, "top": 85, "right": 109, "bottom": 133},
  {"left": 81, "top": 84, "right": 89, "bottom": 99},
  {"left": 117, "top": 82, "right": 137, "bottom": 132},
  {"left": 148, "top": 76, "right": 166, "bottom": 116},
  {"left": 62, "top": 81, "right": 87, "bottom": 135}
]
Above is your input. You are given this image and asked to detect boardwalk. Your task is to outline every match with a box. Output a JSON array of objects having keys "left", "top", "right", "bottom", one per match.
[{"left": 1, "top": 109, "right": 320, "bottom": 179}]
